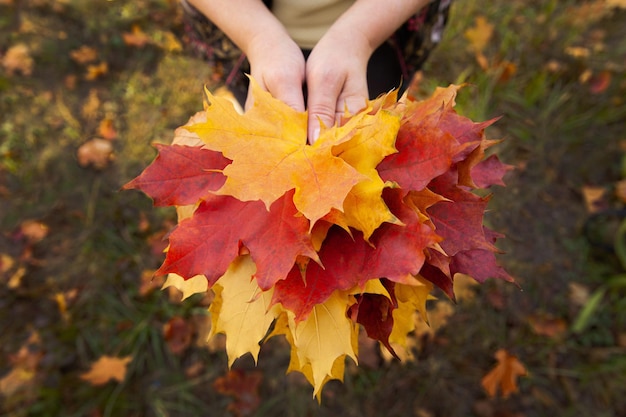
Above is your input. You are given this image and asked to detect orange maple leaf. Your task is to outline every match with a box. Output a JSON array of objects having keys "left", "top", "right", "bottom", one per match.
[
  {"left": 80, "top": 355, "right": 132, "bottom": 385},
  {"left": 481, "top": 349, "right": 527, "bottom": 398},
  {"left": 186, "top": 78, "right": 384, "bottom": 226}
]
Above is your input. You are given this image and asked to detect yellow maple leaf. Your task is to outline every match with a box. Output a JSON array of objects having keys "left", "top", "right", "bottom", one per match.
[
  {"left": 330, "top": 102, "right": 402, "bottom": 239},
  {"left": 162, "top": 273, "right": 208, "bottom": 300},
  {"left": 286, "top": 290, "right": 359, "bottom": 398},
  {"left": 80, "top": 355, "right": 132, "bottom": 385},
  {"left": 464, "top": 16, "right": 494, "bottom": 53},
  {"left": 187, "top": 79, "right": 375, "bottom": 226},
  {"left": 389, "top": 277, "right": 435, "bottom": 351},
  {"left": 208, "top": 255, "right": 281, "bottom": 366}
]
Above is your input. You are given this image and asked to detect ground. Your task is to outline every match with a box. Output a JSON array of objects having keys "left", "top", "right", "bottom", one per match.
[{"left": 1, "top": 0, "right": 625, "bottom": 416}]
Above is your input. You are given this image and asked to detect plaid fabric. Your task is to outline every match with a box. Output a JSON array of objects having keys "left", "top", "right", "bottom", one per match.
[{"left": 180, "top": 0, "right": 451, "bottom": 101}]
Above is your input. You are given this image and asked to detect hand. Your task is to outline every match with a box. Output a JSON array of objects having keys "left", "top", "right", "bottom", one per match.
[
  {"left": 245, "top": 31, "right": 306, "bottom": 113},
  {"left": 305, "top": 27, "right": 372, "bottom": 143}
]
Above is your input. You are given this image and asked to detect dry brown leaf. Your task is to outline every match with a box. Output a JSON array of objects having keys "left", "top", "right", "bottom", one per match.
[
  {"left": 2, "top": 43, "right": 34, "bottom": 76},
  {"left": 568, "top": 282, "right": 591, "bottom": 307},
  {"left": 123, "top": 25, "right": 151, "bottom": 47},
  {"left": 81, "top": 89, "right": 101, "bottom": 120},
  {"left": 163, "top": 316, "right": 193, "bottom": 355},
  {"left": 98, "top": 118, "right": 118, "bottom": 140},
  {"left": 581, "top": 185, "right": 607, "bottom": 213},
  {"left": 213, "top": 369, "right": 263, "bottom": 417},
  {"left": 589, "top": 70, "right": 612, "bottom": 94},
  {"left": 139, "top": 269, "right": 164, "bottom": 297},
  {"left": 20, "top": 219, "right": 49, "bottom": 243},
  {"left": 615, "top": 179, "right": 626, "bottom": 203},
  {"left": 77, "top": 138, "right": 114, "bottom": 169},
  {"left": 70, "top": 45, "right": 98, "bottom": 64},
  {"left": 80, "top": 356, "right": 132, "bottom": 385},
  {"left": 527, "top": 314, "right": 567, "bottom": 339},
  {"left": 0, "top": 331, "right": 43, "bottom": 397},
  {"left": 481, "top": 349, "right": 527, "bottom": 398},
  {"left": 85, "top": 62, "right": 108, "bottom": 80}
]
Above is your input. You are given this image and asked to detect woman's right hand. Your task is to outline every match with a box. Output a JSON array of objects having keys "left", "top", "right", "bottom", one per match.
[{"left": 245, "top": 31, "right": 306, "bottom": 114}]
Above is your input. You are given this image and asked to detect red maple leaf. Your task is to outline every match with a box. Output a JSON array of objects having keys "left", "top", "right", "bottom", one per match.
[
  {"left": 449, "top": 228, "right": 515, "bottom": 283},
  {"left": 470, "top": 154, "right": 514, "bottom": 188},
  {"left": 378, "top": 110, "right": 460, "bottom": 193},
  {"left": 272, "top": 189, "right": 439, "bottom": 321},
  {"left": 123, "top": 144, "right": 229, "bottom": 206},
  {"left": 427, "top": 171, "right": 497, "bottom": 256},
  {"left": 348, "top": 279, "right": 399, "bottom": 358},
  {"left": 155, "top": 190, "right": 318, "bottom": 290}
]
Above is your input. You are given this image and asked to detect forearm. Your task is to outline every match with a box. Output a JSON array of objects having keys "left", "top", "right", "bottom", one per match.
[
  {"left": 186, "top": 0, "right": 289, "bottom": 57},
  {"left": 326, "top": 0, "right": 432, "bottom": 56}
]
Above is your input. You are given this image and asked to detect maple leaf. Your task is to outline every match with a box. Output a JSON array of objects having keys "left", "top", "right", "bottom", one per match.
[
  {"left": 125, "top": 78, "right": 516, "bottom": 399},
  {"left": 161, "top": 273, "right": 208, "bottom": 301},
  {"left": 481, "top": 349, "right": 527, "bottom": 398},
  {"left": 186, "top": 79, "right": 371, "bottom": 225},
  {"left": 330, "top": 104, "right": 401, "bottom": 239},
  {"left": 1, "top": 43, "right": 33, "bottom": 76},
  {"left": 80, "top": 355, "right": 132, "bottom": 385},
  {"left": 348, "top": 279, "right": 399, "bottom": 358},
  {"left": 208, "top": 255, "right": 281, "bottom": 366},
  {"left": 427, "top": 171, "right": 498, "bottom": 256},
  {"left": 123, "top": 144, "right": 229, "bottom": 207},
  {"left": 213, "top": 369, "right": 263, "bottom": 417},
  {"left": 378, "top": 106, "right": 460, "bottom": 193},
  {"left": 155, "top": 190, "right": 318, "bottom": 290},
  {"left": 286, "top": 290, "right": 358, "bottom": 398}
]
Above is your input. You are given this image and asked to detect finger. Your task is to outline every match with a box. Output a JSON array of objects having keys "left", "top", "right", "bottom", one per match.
[
  {"left": 269, "top": 78, "right": 305, "bottom": 113},
  {"left": 306, "top": 77, "right": 344, "bottom": 143}
]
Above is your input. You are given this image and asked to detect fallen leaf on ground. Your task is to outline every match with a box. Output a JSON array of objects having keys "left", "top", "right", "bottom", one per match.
[
  {"left": 70, "top": 45, "right": 98, "bottom": 64},
  {"left": 20, "top": 220, "right": 49, "bottom": 243},
  {"left": 527, "top": 314, "right": 567, "bottom": 339},
  {"left": 123, "top": 25, "right": 151, "bottom": 47},
  {"left": 581, "top": 185, "right": 607, "bottom": 213},
  {"left": 481, "top": 349, "right": 527, "bottom": 398},
  {"left": 163, "top": 316, "right": 193, "bottom": 355},
  {"left": 213, "top": 369, "right": 263, "bottom": 417},
  {"left": 77, "top": 138, "right": 114, "bottom": 169},
  {"left": 0, "top": 332, "right": 43, "bottom": 398},
  {"left": 568, "top": 282, "right": 591, "bottom": 307},
  {"left": 98, "top": 118, "right": 118, "bottom": 140},
  {"left": 80, "top": 356, "right": 132, "bottom": 385},
  {"left": 2, "top": 43, "right": 34, "bottom": 76},
  {"left": 464, "top": 16, "right": 494, "bottom": 53},
  {"left": 85, "top": 62, "right": 108, "bottom": 80}
]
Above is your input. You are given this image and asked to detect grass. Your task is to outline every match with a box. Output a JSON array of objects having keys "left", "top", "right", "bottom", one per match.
[{"left": 1, "top": 0, "right": 625, "bottom": 416}]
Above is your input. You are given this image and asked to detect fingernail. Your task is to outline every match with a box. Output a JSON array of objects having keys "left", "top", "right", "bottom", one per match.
[{"left": 313, "top": 127, "right": 320, "bottom": 140}]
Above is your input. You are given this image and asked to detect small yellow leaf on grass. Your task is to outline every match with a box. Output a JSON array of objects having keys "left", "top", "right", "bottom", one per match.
[
  {"left": 80, "top": 355, "right": 132, "bottom": 385},
  {"left": 481, "top": 349, "right": 527, "bottom": 398},
  {"left": 464, "top": 16, "right": 494, "bottom": 53}
]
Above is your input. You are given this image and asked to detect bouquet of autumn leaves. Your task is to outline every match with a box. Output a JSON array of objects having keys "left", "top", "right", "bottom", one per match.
[{"left": 124, "top": 78, "right": 514, "bottom": 398}]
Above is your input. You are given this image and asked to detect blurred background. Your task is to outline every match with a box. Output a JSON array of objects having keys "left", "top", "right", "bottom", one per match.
[{"left": 1, "top": 0, "right": 625, "bottom": 416}]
